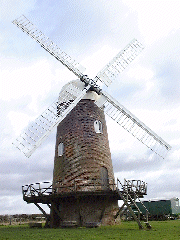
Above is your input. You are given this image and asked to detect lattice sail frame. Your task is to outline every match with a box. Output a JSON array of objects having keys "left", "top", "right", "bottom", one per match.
[
  {"left": 13, "top": 84, "right": 90, "bottom": 157},
  {"left": 12, "top": 15, "right": 85, "bottom": 78},
  {"left": 12, "top": 16, "right": 143, "bottom": 88},
  {"left": 94, "top": 39, "right": 144, "bottom": 87},
  {"left": 12, "top": 15, "right": 171, "bottom": 158},
  {"left": 95, "top": 91, "right": 171, "bottom": 158}
]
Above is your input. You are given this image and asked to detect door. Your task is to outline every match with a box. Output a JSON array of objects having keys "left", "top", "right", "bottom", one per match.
[{"left": 100, "top": 167, "right": 109, "bottom": 190}]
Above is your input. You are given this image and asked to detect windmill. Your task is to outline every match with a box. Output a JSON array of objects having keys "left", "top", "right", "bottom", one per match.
[{"left": 12, "top": 15, "right": 171, "bottom": 228}]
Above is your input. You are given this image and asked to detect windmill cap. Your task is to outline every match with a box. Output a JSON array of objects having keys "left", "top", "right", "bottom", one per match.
[{"left": 59, "top": 79, "right": 100, "bottom": 102}]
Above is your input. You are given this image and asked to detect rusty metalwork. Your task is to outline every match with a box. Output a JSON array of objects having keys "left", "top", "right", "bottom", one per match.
[
  {"left": 22, "top": 178, "right": 147, "bottom": 199},
  {"left": 22, "top": 178, "right": 149, "bottom": 228}
]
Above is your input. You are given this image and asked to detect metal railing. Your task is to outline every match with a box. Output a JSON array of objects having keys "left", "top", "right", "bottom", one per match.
[
  {"left": 123, "top": 179, "right": 147, "bottom": 195},
  {"left": 22, "top": 178, "right": 116, "bottom": 198},
  {"left": 22, "top": 182, "right": 53, "bottom": 198},
  {"left": 22, "top": 178, "right": 147, "bottom": 199}
]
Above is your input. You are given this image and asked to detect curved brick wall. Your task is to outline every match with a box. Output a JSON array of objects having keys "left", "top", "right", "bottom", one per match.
[{"left": 53, "top": 99, "right": 115, "bottom": 191}]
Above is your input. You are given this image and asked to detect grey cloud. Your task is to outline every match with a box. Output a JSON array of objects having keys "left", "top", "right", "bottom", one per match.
[
  {"left": 156, "top": 62, "right": 180, "bottom": 104},
  {"left": 147, "top": 172, "right": 180, "bottom": 199},
  {"left": 112, "top": 152, "right": 165, "bottom": 173},
  {"left": 1, "top": 1, "right": 180, "bottom": 215}
]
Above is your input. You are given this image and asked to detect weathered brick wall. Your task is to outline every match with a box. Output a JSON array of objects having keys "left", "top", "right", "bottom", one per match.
[
  {"left": 50, "top": 195, "right": 118, "bottom": 227},
  {"left": 51, "top": 98, "right": 119, "bottom": 227},
  {"left": 53, "top": 99, "right": 115, "bottom": 190}
]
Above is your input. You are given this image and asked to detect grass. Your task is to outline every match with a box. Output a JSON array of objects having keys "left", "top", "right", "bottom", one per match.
[{"left": 0, "top": 221, "right": 180, "bottom": 240}]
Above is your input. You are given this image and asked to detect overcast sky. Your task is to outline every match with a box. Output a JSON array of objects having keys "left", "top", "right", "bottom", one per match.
[{"left": 1, "top": 0, "right": 180, "bottom": 215}]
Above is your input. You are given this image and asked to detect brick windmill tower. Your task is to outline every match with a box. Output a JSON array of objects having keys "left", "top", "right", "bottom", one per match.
[
  {"left": 51, "top": 80, "right": 117, "bottom": 227},
  {"left": 12, "top": 16, "right": 171, "bottom": 227}
]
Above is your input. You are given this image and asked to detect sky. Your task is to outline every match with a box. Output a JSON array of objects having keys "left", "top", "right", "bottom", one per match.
[{"left": 1, "top": 0, "right": 180, "bottom": 215}]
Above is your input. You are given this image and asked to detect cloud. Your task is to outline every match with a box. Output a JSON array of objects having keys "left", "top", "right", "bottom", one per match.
[
  {"left": 123, "top": 0, "right": 180, "bottom": 44},
  {"left": 0, "top": 0, "right": 36, "bottom": 21},
  {"left": 1, "top": 59, "right": 55, "bottom": 101},
  {"left": 0, "top": 0, "right": 180, "bottom": 215},
  {"left": 0, "top": 195, "right": 49, "bottom": 215}
]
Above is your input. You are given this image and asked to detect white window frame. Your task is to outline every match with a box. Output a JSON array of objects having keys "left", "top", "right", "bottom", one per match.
[
  {"left": 94, "top": 120, "right": 103, "bottom": 133},
  {"left": 58, "top": 142, "right": 64, "bottom": 156}
]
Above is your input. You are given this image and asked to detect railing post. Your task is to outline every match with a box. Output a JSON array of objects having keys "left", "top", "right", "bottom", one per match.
[
  {"left": 39, "top": 183, "right": 41, "bottom": 194},
  {"left": 30, "top": 184, "right": 32, "bottom": 196}
]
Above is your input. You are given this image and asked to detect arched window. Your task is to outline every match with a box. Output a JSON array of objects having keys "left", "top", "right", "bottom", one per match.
[
  {"left": 58, "top": 143, "right": 64, "bottom": 156},
  {"left": 94, "top": 120, "right": 103, "bottom": 133}
]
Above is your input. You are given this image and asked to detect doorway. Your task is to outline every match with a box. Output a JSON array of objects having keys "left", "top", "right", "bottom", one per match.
[{"left": 100, "top": 167, "right": 109, "bottom": 190}]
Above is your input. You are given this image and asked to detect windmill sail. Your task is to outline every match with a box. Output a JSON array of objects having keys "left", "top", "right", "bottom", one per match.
[
  {"left": 95, "top": 91, "right": 171, "bottom": 158},
  {"left": 12, "top": 16, "right": 171, "bottom": 159},
  {"left": 12, "top": 15, "right": 86, "bottom": 78},
  {"left": 94, "top": 39, "right": 144, "bottom": 87},
  {"left": 13, "top": 84, "right": 90, "bottom": 157}
]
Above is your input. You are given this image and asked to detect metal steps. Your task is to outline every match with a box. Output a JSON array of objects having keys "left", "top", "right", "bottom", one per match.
[{"left": 116, "top": 178, "right": 151, "bottom": 230}]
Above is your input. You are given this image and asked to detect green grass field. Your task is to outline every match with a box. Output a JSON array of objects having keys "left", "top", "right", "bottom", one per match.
[{"left": 0, "top": 221, "right": 179, "bottom": 240}]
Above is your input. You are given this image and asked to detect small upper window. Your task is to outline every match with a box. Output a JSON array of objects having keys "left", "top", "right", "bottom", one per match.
[
  {"left": 58, "top": 143, "right": 64, "bottom": 156},
  {"left": 94, "top": 120, "right": 103, "bottom": 133}
]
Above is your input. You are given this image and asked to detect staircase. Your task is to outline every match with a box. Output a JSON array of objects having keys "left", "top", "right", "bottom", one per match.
[{"left": 116, "top": 178, "right": 151, "bottom": 230}]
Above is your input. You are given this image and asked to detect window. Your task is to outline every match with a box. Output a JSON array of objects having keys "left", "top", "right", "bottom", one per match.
[
  {"left": 58, "top": 143, "right": 64, "bottom": 156},
  {"left": 94, "top": 120, "right": 103, "bottom": 133}
]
